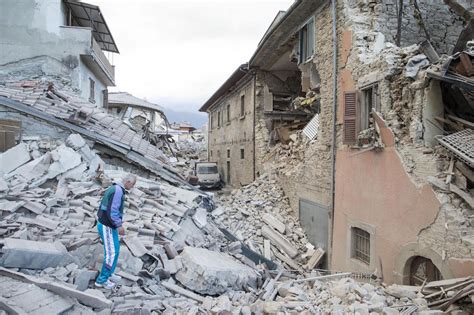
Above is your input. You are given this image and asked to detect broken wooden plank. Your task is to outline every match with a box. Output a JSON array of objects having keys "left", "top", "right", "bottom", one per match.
[
  {"left": 271, "top": 249, "right": 302, "bottom": 273},
  {"left": 262, "top": 213, "right": 285, "bottom": 234},
  {"left": 446, "top": 158, "right": 455, "bottom": 184},
  {"left": 447, "top": 114, "right": 474, "bottom": 129},
  {"left": 263, "top": 240, "right": 271, "bottom": 260},
  {"left": 262, "top": 225, "right": 298, "bottom": 258},
  {"left": 161, "top": 281, "right": 205, "bottom": 303},
  {"left": 291, "top": 272, "right": 352, "bottom": 284},
  {"left": 456, "top": 161, "right": 474, "bottom": 183},
  {"left": 449, "top": 183, "right": 474, "bottom": 208},
  {"left": 305, "top": 248, "right": 325, "bottom": 270}
]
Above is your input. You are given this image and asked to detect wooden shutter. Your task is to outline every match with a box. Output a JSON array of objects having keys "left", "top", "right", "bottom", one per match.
[{"left": 343, "top": 91, "right": 358, "bottom": 145}]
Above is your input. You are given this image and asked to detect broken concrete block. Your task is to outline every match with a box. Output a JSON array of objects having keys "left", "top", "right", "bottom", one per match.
[
  {"left": 0, "top": 200, "right": 25, "bottom": 212},
  {"left": 0, "top": 177, "right": 8, "bottom": 192},
  {"left": 175, "top": 247, "right": 259, "bottom": 295},
  {"left": 66, "top": 134, "right": 86, "bottom": 149},
  {"left": 22, "top": 201, "right": 46, "bottom": 214},
  {"left": 262, "top": 213, "right": 285, "bottom": 233},
  {"left": 192, "top": 207, "right": 207, "bottom": 228},
  {"left": 0, "top": 238, "right": 67, "bottom": 269},
  {"left": 46, "top": 145, "right": 82, "bottom": 179},
  {"left": 74, "top": 270, "right": 98, "bottom": 291},
  {"left": 123, "top": 236, "right": 148, "bottom": 257},
  {"left": 0, "top": 143, "right": 31, "bottom": 174},
  {"left": 262, "top": 225, "right": 298, "bottom": 258}
]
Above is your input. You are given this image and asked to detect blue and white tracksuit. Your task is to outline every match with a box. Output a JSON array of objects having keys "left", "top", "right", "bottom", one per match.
[{"left": 96, "top": 183, "right": 125, "bottom": 284}]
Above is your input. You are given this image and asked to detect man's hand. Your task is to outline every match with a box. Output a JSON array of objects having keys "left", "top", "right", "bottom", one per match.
[{"left": 118, "top": 226, "right": 125, "bottom": 236}]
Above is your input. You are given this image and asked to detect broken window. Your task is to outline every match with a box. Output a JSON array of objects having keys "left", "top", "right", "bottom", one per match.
[
  {"left": 240, "top": 95, "right": 245, "bottom": 117},
  {"left": 298, "top": 18, "right": 315, "bottom": 64},
  {"left": 227, "top": 104, "right": 230, "bottom": 123},
  {"left": 360, "top": 84, "right": 379, "bottom": 131},
  {"left": 240, "top": 148, "right": 244, "bottom": 159},
  {"left": 89, "top": 78, "right": 95, "bottom": 103},
  {"left": 351, "top": 227, "right": 370, "bottom": 265}
]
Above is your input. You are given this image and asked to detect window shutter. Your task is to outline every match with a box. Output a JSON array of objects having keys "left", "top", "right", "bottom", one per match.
[{"left": 343, "top": 91, "right": 358, "bottom": 145}]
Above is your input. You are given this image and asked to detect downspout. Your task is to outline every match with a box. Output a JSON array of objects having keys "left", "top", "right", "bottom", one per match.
[
  {"left": 253, "top": 70, "right": 257, "bottom": 181},
  {"left": 329, "top": 0, "right": 338, "bottom": 268}
]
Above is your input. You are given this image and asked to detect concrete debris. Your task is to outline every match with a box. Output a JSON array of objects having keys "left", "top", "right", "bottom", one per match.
[
  {"left": 0, "top": 238, "right": 67, "bottom": 269},
  {"left": 214, "top": 173, "right": 320, "bottom": 270},
  {"left": 0, "top": 142, "right": 31, "bottom": 175},
  {"left": 175, "top": 246, "right": 259, "bottom": 295}
]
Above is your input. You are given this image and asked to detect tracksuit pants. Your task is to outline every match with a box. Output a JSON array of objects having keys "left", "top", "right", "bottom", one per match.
[{"left": 96, "top": 222, "right": 120, "bottom": 284}]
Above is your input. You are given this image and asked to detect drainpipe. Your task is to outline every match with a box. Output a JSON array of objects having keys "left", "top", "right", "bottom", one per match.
[
  {"left": 329, "top": 0, "right": 338, "bottom": 269},
  {"left": 253, "top": 70, "right": 257, "bottom": 181}
]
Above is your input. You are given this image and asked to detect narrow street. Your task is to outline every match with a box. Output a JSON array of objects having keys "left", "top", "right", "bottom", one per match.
[{"left": 0, "top": 0, "right": 473, "bottom": 314}]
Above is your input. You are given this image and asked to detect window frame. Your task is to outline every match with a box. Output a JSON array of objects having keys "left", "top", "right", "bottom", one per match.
[
  {"left": 351, "top": 227, "right": 371, "bottom": 265},
  {"left": 89, "top": 78, "right": 95, "bottom": 103},
  {"left": 240, "top": 94, "right": 245, "bottom": 118},
  {"left": 360, "top": 83, "right": 380, "bottom": 131},
  {"left": 298, "top": 17, "right": 315, "bottom": 64},
  {"left": 240, "top": 148, "right": 244, "bottom": 159},
  {"left": 226, "top": 104, "right": 231, "bottom": 124}
]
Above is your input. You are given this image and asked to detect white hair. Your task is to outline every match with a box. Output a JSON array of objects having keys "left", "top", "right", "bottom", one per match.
[{"left": 122, "top": 174, "right": 137, "bottom": 184}]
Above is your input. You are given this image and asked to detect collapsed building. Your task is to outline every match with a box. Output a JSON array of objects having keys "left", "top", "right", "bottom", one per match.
[{"left": 201, "top": 0, "right": 474, "bottom": 288}]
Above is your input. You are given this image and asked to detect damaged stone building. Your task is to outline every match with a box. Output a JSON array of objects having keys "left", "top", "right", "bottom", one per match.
[{"left": 202, "top": 0, "right": 474, "bottom": 284}]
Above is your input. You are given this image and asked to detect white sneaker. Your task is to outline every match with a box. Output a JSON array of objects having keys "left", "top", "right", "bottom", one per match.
[
  {"left": 95, "top": 279, "right": 116, "bottom": 289},
  {"left": 109, "top": 274, "right": 122, "bottom": 283}
]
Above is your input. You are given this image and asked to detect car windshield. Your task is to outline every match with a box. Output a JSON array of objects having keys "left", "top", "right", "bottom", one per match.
[{"left": 198, "top": 166, "right": 218, "bottom": 174}]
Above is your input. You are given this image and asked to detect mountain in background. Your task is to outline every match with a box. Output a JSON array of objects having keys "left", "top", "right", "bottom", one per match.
[{"left": 163, "top": 108, "right": 207, "bottom": 129}]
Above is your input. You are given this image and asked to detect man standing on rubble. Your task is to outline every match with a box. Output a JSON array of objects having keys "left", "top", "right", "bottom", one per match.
[{"left": 95, "top": 174, "right": 137, "bottom": 289}]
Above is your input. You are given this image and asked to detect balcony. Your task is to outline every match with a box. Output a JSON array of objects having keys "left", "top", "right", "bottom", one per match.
[{"left": 81, "top": 37, "right": 116, "bottom": 86}]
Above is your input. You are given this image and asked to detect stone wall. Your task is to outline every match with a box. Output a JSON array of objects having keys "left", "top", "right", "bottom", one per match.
[
  {"left": 207, "top": 76, "right": 256, "bottom": 187},
  {"left": 378, "top": 0, "right": 465, "bottom": 54}
]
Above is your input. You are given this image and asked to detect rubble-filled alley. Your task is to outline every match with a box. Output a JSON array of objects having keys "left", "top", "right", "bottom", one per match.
[{"left": 1, "top": 0, "right": 474, "bottom": 314}]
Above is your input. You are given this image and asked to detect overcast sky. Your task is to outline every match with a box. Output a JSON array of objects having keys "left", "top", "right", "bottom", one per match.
[{"left": 94, "top": 0, "right": 294, "bottom": 113}]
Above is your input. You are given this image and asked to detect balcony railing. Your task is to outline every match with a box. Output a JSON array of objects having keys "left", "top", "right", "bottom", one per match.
[{"left": 91, "top": 37, "right": 115, "bottom": 82}]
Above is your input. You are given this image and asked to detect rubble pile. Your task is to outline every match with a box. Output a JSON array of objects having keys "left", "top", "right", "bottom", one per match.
[{"left": 214, "top": 172, "right": 324, "bottom": 271}]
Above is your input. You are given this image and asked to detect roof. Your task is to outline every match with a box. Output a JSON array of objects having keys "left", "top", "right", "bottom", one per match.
[
  {"left": 199, "top": 64, "right": 249, "bottom": 112},
  {"left": 108, "top": 92, "right": 165, "bottom": 113},
  {"left": 0, "top": 81, "right": 194, "bottom": 188},
  {"left": 249, "top": 0, "right": 326, "bottom": 69},
  {"left": 63, "top": 0, "right": 119, "bottom": 53}
]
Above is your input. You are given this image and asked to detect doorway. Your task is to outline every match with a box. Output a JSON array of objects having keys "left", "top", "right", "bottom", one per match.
[{"left": 409, "top": 256, "right": 443, "bottom": 286}]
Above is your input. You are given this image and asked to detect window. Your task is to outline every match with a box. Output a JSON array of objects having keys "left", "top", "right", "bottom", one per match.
[
  {"left": 298, "top": 18, "right": 315, "bottom": 63},
  {"left": 343, "top": 84, "right": 380, "bottom": 145},
  {"left": 217, "top": 111, "right": 221, "bottom": 128},
  {"left": 89, "top": 78, "right": 95, "bottom": 103},
  {"left": 227, "top": 104, "right": 230, "bottom": 123},
  {"left": 197, "top": 165, "right": 218, "bottom": 174},
  {"left": 102, "top": 89, "right": 108, "bottom": 108},
  {"left": 360, "top": 84, "right": 379, "bottom": 131},
  {"left": 240, "top": 148, "right": 244, "bottom": 159},
  {"left": 351, "top": 227, "right": 370, "bottom": 264},
  {"left": 240, "top": 95, "right": 245, "bottom": 117},
  {"left": 210, "top": 150, "right": 213, "bottom": 157},
  {"left": 227, "top": 149, "right": 230, "bottom": 158}
]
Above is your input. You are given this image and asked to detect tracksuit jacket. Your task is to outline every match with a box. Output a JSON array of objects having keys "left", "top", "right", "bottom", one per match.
[
  {"left": 97, "top": 183, "right": 125, "bottom": 228},
  {"left": 96, "top": 183, "right": 125, "bottom": 284}
]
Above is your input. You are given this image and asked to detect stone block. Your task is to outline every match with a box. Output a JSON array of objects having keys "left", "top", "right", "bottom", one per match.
[
  {"left": 262, "top": 213, "right": 285, "bottom": 233},
  {"left": 175, "top": 247, "right": 259, "bottom": 295},
  {"left": 0, "top": 238, "right": 68, "bottom": 269},
  {"left": 0, "top": 143, "right": 31, "bottom": 174}
]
